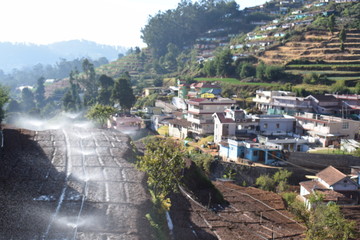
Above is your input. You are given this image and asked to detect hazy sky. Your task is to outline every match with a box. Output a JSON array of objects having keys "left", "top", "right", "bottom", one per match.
[{"left": 0, "top": 0, "right": 267, "bottom": 48}]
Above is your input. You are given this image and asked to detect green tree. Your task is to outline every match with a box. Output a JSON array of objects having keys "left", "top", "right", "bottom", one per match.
[
  {"left": 331, "top": 81, "right": 349, "bottom": 94},
  {"left": 190, "top": 152, "right": 213, "bottom": 174},
  {"left": 239, "top": 62, "right": 256, "bottom": 79},
  {"left": 354, "top": 81, "right": 360, "bottom": 94},
  {"left": 81, "top": 59, "right": 98, "bottom": 106},
  {"left": 63, "top": 72, "right": 82, "bottom": 112},
  {"left": 62, "top": 90, "right": 75, "bottom": 112},
  {"left": 273, "top": 169, "right": 292, "bottom": 192},
  {"left": 215, "top": 49, "right": 234, "bottom": 77},
  {"left": 306, "top": 202, "right": 356, "bottom": 240},
  {"left": 137, "top": 137, "right": 186, "bottom": 198},
  {"left": 97, "top": 74, "right": 114, "bottom": 105},
  {"left": 264, "top": 65, "right": 285, "bottom": 82},
  {"left": 203, "top": 60, "right": 216, "bottom": 77},
  {"left": 256, "top": 169, "right": 292, "bottom": 193},
  {"left": 21, "top": 87, "right": 35, "bottom": 112},
  {"left": 328, "top": 14, "right": 336, "bottom": 34},
  {"left": 35, "top": 77, "right": 46, "bottom": 108},
  {"left": 339, "top": 28, "right": 347, "bottom": 51},
  {"left": 163, "top": 43, "right": 179, "bottom": 72},
  {"left": 255, "top": 174, "right": 276, "bottom": 191},
  {"left": 6, "top": 99, "right": 21, "bottom": 113},
  {"left": 86, "top": 104, "right": 116, "bottom": 127},
  {"left": 256, "top": 61, "right": 266, "bottom": 80},
  {"left": 0, "top": 85, "right": 9, "bottom": 125},
  {"left": 111, "top": 77, "right": 136, "bottom": 112}
]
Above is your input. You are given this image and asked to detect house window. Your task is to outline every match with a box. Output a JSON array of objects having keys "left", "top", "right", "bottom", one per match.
[
  {"left": 253, "top": 151, "right": 258, "bottom": 156},
  {"left": 276, "top": 123, "right": 280, "bottom": 129},
  {"left": 264, "top": 123, "right": 268, "bottom": 129},
  {"left": 342, "top": 122, "right": 349, "bottom": 129}
]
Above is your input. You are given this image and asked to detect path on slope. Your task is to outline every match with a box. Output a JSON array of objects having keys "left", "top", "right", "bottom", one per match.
[{"left": 0, "top": 125, "right": 152, "bottom": 240}]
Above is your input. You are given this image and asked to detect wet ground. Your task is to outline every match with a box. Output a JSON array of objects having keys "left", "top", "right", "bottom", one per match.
[{"left": 0, "top": 126, "right": 152, "bottom": 240}]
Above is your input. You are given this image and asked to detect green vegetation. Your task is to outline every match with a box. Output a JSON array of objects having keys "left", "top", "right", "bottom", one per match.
[
  {"left": 311, "top": 149, "right": 352, "bottom": 155},
  {"left": 141, "top": 1, "right": 242, "bottom": 57},
  {"left": 0, "top": 84, "right": 9, "bottom": 125},
  {"left": 255, "top": 169, "right": 292, "bottom": 193},
  {"left": 283, "top": 192, "right": 357, "bottom": 240},
  {"left": 85, "top": 104, "right": 116, "bottom": 127},
  {"left": 194, "top": 77, "right": 279, "bottom": 87},
  {"left": 137, "top": 137, "right": 186, "bottom": 199},
  {"left": 111, "top": 77, "right": 136, "bottom": 112}
]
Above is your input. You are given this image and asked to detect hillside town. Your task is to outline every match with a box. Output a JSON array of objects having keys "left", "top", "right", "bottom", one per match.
[
  {"left": 2, "top": 0, "right": 360, "bottom": 239},
  {"left": 108, "top": 79, "right": 360, "bottom": 215}
]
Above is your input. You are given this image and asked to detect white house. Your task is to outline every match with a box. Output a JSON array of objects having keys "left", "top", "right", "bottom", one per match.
[
  {"left": 300, "top": 166, "right": 359, "bottom": 208},
  {"left": 253, "top": 90, "right": 296, "bottom": 112},
  {"left": 212, "top": 106, "right": 258, "bottom": 143}
]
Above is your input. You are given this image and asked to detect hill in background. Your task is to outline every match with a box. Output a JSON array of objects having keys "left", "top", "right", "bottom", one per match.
[{"left": 0, "top": 40, "right": 127, "bottom": 72}]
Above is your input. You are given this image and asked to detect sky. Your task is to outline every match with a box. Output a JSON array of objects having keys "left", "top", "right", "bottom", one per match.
[{"left": 0, "top": 0, "right": 267, "bottom": 48}]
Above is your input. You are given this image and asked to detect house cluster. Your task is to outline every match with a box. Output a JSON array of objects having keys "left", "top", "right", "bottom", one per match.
[{"left": 130, "top": 83, "right": 360, "bottom": 166}]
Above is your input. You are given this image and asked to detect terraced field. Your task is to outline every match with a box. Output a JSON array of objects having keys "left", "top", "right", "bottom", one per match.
[{"left": 259, "top": 29, "right": 360, "bottom": 82}]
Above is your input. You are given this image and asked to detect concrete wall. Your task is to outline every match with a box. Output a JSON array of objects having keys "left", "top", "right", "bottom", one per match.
[{"left": 288, "top": 152, "right": 360, "bottom": 173}]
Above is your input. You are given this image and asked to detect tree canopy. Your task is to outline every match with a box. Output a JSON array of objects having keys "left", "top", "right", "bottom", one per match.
[
  {"left": 141, "top": 0, "right": 241, "bottom": 56},
  {"left": 137, "top": 137, "right": 186, "bottom": 198},
  {"left": 86, "top": 104, "right": 116, "bottom": 127},
  {"left": 111, "top": 77, "right": 136, "bottom": 112}
]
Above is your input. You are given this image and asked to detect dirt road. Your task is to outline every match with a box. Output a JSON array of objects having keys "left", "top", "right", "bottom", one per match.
[{"left": 0, "top": 126, "right": 152, "bottom": 240}]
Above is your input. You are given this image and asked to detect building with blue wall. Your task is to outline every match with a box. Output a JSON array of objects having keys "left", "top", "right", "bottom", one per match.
[{"left": 219, "top": 139, "right": 284, "bottom": 165}]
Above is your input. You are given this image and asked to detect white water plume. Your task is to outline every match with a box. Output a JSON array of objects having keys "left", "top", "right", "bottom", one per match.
[{"left": 9, "top": 112, "right": 94, "bottom": 131}]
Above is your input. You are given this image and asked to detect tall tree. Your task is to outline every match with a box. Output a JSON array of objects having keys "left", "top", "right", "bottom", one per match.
[
  {"left": 21, "top": 87, "right": 35, "bottom": 112},
  {"left": 35, "top": 77, "right": 46, "bottom": 108},
  {"left": 111, "top": 77, "right": 136, "bottom": 112},
  {"left": 215, "top": 49, "right": 233, "bottom": 77},
  {"left": 81, "top": 59, "right": 98, "bottom": 106},
  {"left": 97, "top": 74, "right": 114, "bottom": 105},
  {"left": 339, "top": 28, "right": 347, "bottom": 51},
  {"left": 63, "top": 71, "right": 82, "bottom": 112},
  {"left": 256, "top": 61, "right": 266, "bottom": 80},
  {"left": 328, "top": 14, "right": 336, "bottom": 34}
]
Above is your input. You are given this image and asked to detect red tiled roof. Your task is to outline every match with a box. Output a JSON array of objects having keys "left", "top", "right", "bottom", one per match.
[
  {"left": 168, "top": 118, "right": 191, "bottom": 128},
  {"left": 214, "top": 112, "right": 235, "bottom": 124},
  {"left": 300, "top": 180, "right": 327, "bottom": 192},
  {"left": 316, "top": 165, "right": 347, "bottom": 186}
]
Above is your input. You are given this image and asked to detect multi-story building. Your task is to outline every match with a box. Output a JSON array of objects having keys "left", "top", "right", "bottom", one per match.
[
  {"left": 269, "top": 96, "right": 312, "bottom": 114},
  {"left": 295, "top": 112, "right": 360, "bottom": 147},
  {"left": 330, "top": 94, "right": 360, "bottom": 116},
  {"left": 187, "top": 98, "right": 235, "bottom": 136},
  {"left": 213, "top": 106, "right": 258, "bottom": 143},
  {"left": 258, "top": 114, "right": 296, "bottom": 135},
  {"left": 305, "top": 95, "right": 340, "bottom": 115},
  {"left": 253, "top": 90, "right": 296, "bottom": 111},
  {"left": 213, "top": 106, "right": 296, "bottom": 143}
]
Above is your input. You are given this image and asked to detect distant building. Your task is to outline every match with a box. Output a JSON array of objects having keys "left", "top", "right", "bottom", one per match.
[
  {"left": 143, "top": 87, "right": 162, "bottom": 97},
  {"left": 168, "top": 118, "right": 191, "bottom": 139},
  {"left": 253, "top": 90, "right": 296, "bottom": 112},
  {"left": 295, "top": 112, "right": 360, "bottom": 147},
  {"left": 187, "top": 98, "right": 236, "bottom": 136},
  {"left": 213, "top": 106, "right": 258, "bottom": 143}
]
